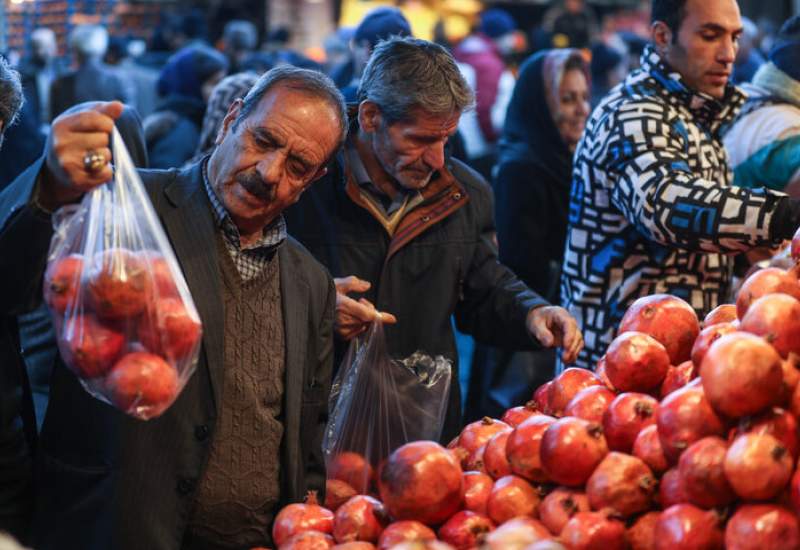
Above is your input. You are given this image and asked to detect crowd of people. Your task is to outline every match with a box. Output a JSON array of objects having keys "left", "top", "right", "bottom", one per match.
[{"left": 0, "top": 0, "right": 799, "bottom": 548}]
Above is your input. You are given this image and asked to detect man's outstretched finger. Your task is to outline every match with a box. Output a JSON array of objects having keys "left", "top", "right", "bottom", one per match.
[{"left": 335, "top": 275, "right": 371, "bottom": 295}]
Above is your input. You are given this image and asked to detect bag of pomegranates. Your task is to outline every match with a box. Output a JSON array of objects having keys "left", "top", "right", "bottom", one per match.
[
  {"left": 43, "top": 127, "right": 202, "bottom": 420},
  {"left": 322, "top": 320, "right": 451, "bottom": 496}
]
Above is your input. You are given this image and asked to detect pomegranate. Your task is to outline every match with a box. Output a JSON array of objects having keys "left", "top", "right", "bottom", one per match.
[
  {"left": 741, "top": 293, "right": 800, "bottom": 359},
  {"left": 279, "top": 530, "right": 335, "bottom": 549},
  {"left": 61, "top": 314, "right": 125, "bottom": 378},
  {"left": 44, "top": 254, "right": 85, "bottom": 314},
  {"left": 619, "top": 294, "right": 700, "bottom": 365},
  {"left": 332, "top": 495, "right": 387, "bottom": 544},
  {"left": 532, "top": 382, "right": 552, "bottom": 413},
  {"left": 506, "top": 414, "right": 556, "bottom": 482},
  {"left": 563, "top": 385, "right": 616, "bottom": 424},
  {"left": 140, "top": 251, "right": 179, "bottom": 298},
  {"left": 736, "top": 407, "right": 800, "bottom": 459},
  {"left": 633, "top": 425, "right": 669, "bottom": 474},
  {"left": 780, "top": 357, "right": 800, "bottom": 406},
  {"left": 725, "top": 505, "right": 800, "bottom": 550},
  {"left": 659, "top": 468, "right": 688, "bottom": 508},
  {"left": 376, "top": 521, "right": 435, "bottom": 549},
  {"left": 703, "top": 304, "right": 738, "bottom": 327},
  {"left": 660, "top": 360, "right": 697, "bottom": 398},
  {"left": 560, "top": 511, "right": 626, "bottom": 550},
  {"left": 464, "top": 444, "right": 487, "bottom": 473},
  {"left": 387, "top": 543, "right": 454, "bottom": 550},
  {"left": 586, "top": 452, "right": 656, "bottom": 517},
  {"left": 625, "top": 511, "right": 660, "bottom": 550},
  {"left": 137, "top": 297, "right": 202, "bottom": 361},
  {"left": 594, "top": 356, "right": 616, "bottom": 391},
  {"left": 654, "top": 504, "right": 723, "bottom": 550},
  {"left": 700, "top": 332, "right": 782, "bottom": 418},
  {"left": 437, "top": 511, "right": 494, "bottom": 550},
  {"left": 502, "top": 401, "right": 540, "bottom": 427},
  {"left": 677, "top": 437, "right": 735, "bottom": 509},
  {"left": 790, "top": 469, "right": 800, "bottom": 515},
  {"left": 462, "top": 471, "right": 493, "bottom": 515},
  {"left": 524, "top": 542, "right": 566, "bottom": 550},
  {"left": 325, "top": 480, "right": 358, "bottom": 512},
  {"left": 486, "top": 475, "right": 540, "bottom": 525},
  {"left": 483, "top": 432, "right": 512, "bottom": 479},
  {"left": 479, "top": 517, "right": 550, "bottom": 549},
  {"left": 547, "top": 368, "right": 602, "bottom": 415},
  {"left": 605, "top": 332, "right": 670, "bottom": 392},
  {"left": 690, "top": 322, "right": 738, "bottom": 370},
  {"left": 106, "top": 351, "right": 178, "bottom": 415},
  {"left": 602, "top": 392, "right": 658, "bottom": 453},
  {"left": 656, "top": 382, "right": 726, "bottom": 463},
  {"left": 458, "top": 417, "right": 511, "bottom": 456},
  {"left": 724, "top": 433, "right": 793, "bottom": 500},
  {"left": 331, "top": 543, "right": 375, "bottom": 550},
  {"left": 792, "top": 381, "right": 800, "bottom": 419},
  {"left": 736, "top": 267, "right": 800, "bottom": 318},
  {"left": 273, "top": 491, "right": 334, "bottom": 546},
  {"left": 538, "top": 488, "right": 589, "bottom": 535},
  {"left": 328, "top": 452, "right": 374, "bottom": 495},
  {"left": 87, "top": 248, "right": 151, "bottom": 319},
  {"left": 378, "top": 441, "right": 462, "bottom": 526},
  {"left": 540, "top": 417, "right": 608, "bottom": 486}
]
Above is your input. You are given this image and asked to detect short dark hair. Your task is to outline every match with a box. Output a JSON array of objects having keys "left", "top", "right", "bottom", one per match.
[
  {"left": 651, "top": 0, "right": 688, "bottom": 41},
  {"left": 0, "top": 57, "right": 23, "bottom": 131},
  {"left": 234, "top": 65, "right": 348, "bottom": 147}
]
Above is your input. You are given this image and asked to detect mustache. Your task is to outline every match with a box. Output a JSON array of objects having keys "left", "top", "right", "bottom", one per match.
[{"left": 236, "top": 170, "right": 275, "bottom": 202}]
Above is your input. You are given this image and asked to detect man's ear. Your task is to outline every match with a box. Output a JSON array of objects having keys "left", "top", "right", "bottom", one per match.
[
  {"left": 651, "top": 21, "right": 673, "bottom": 56},
  {"left": 216, "top": 98, "right": 244, "bottom": 145},
  {"left": 358, "top": 100, "right": 382, "bottom": 134}
]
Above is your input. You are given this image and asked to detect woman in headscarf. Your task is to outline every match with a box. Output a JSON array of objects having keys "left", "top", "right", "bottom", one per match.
[
  {"left": 144, "top": 44, "right": 228, "bottom": 169},
  {"left": 466, "top": 48, "right": 591, "bottom": 419}
]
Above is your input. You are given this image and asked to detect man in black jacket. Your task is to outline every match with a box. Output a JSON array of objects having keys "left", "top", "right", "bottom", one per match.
[{"left": 285, "top": 37, "right": 584, "bottom": 442}]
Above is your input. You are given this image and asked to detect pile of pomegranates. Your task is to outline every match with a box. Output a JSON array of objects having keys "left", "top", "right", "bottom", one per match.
[
  {"left": 45, "top": 248, "right": 201, "bottom": 419},
  {"left": 268, "top": 247, "right": 800, "bottom": 549}
]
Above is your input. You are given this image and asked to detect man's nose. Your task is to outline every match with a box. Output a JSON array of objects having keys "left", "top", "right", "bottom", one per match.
[
  {"left": 423, "top": 141, "right": 446, "bottom": 172},
  {"left": 718, "top": 36, "right": 737, "bottom": 65},
  {"left": 257, "top": 154, "right": 283, "bottom": 185}
]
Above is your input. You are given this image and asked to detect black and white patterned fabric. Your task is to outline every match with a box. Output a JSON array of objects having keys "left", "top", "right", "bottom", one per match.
[{"left": 560, "top": 46, "right": 787, "bottom": 370}]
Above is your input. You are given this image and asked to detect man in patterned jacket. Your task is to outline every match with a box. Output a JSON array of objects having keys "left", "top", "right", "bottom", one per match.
[{"left": 561, "top": 0, "right": 800, "bottom": 368}]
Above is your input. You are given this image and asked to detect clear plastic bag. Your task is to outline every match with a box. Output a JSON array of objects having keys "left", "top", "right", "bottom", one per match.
[
  {"left": 43, "top": 127, "right": 202, "bottom": 420},
  {"left": 322, "top": 320, "right": 452, "bottom": 495}
]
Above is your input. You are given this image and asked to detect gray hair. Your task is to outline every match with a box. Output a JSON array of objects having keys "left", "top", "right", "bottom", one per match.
[
  {"left": 234, "top": 65, "right": 348, "bottom": 146},
  {"left": 68, "top": 25, "right": 108, "bottom": 59},
  {"left": 0, "top": 56, "right": 24, "bottom": 132},
  {"left": 357, "top": 36, "right": 475, "bottom": 124}
]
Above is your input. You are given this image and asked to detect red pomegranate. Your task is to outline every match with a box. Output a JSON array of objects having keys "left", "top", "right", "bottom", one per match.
[
  {"left": 479, "top": 517, "right": 550, "bottom": 549},
  {"left": 325, "top": 479, "right": 357, "bottom": 512},
  {"left": 378, "top": 441, "right": 462, "bottom": 526},
  {"left": 602, "top": 393, "right": 659, "bottom": 453},
  {"left": 437, "top": 511, "right": 494, "bottom": 550},
  {"left": 87, "top": 248, "right": 151, "bottom": 319},
  {"left": 656, "top": 381, "right": 727, "bottom": 463},
  {"left": 605, "top": 332, "right": 670, "bottom": 392},
  {"left": 619, "top": 294, "right": 700, "bottom": 365},
  {"left": 106, "top": 351, "right": 178, "bottom": 415},
  {"left": 506, "top": 414, "right": 556, "bottom": 482},
  {"left": 660, "top": 360, "right": 697, "bottom": 399},
  {"left": 654, "top": 504, "right": 723, "bottom": 550},
  {"left": 330, "top": 543, "right": 375, "bottom": 550},
  {"left": 273, "top": 491, "right": 334, "bottom": 546},
  {"left": 700, "top": 332, "right": 783, "bottom": 418},
  {"left": 633, "top": 424, "right": 669, "bottom": 474},
  {"left": 625, "top": 511, "right": 660, "bottom": 550},
  {"left": 540, "top": 417, "right": 608, "bottom": 487},
  {"left": 703, "top": 304, "right": 738, "bottom": 327},
  {"left": 690, "top": 322, "right": 738, "bottom": 370},
  {"left": 736, "top": 267, "right": 800, "bottom": 318},
  {"left": 44, "top": 254, "right": 85, "bottom": 314},
  {"left": 137, "top": 298, "right": 202, "bottom": 361},
  {"left": 328, "top": 452, "right": 374, "bottom": 495},
  {"left": 376, "top": 521, "right": 435, "bottom": 549},
  {"left": 736, "top": 407, "right": 800, "bottom": 459},
  {"left": 385, "top": 542, "right": 454, "bottom": 550},
  {"left": 333, "top": 496, "right": 387, "bottom": 544},
  {"left": 538, "top": 488, "right": 590, "bottom": 536},
  {"left": 462, "top": 471, "right": 493, "bottom": 515},
  {"left": 586, "top": 452, "right": 656, "bottom": 517},
  {"left": 524, "top": 541, "right": 567, "bottom": 550},
  {"left": 741, "top": 293, "right": 800, "bottom": 359},
  {"left": 139, "top": 251, "right": 179, "bottom": 298},
  {"left": 725, "top": 505, "right": 800, "bottom": 550},
  {"left": 486, "top": 475, "right": 540, "bottom": 525},
  {"left": 790, "top": 469, "right": 800, "bottom": 515},
  {"left": 279, "top": 530, "right": 335, "bottom": 549},
  {"left": 548, "top": 368, "right": 602, "bottom": 415},
  {"left": 594, "top": 356, "right": 616, "bottom": 391},
  {"left": 61, "top": 314, "right": 125, "bottom": 378},
  {"left": 532, "top": 382, "right": 552, "bottom": 413},
  {"left": 677, "top": 437, "right": 735, "bottom": 509},
  {"left": 560, "top": 511, "right": 626, "bottom": 550},
  {"left": 564, "top": 385, "right": 616, "bottom": 424},
  {"left": 483, "top": 432, "right": 512, "bottom": 480},
  {"left": 502, "top": 401, "right": 540, "bottom": 427},
  {"left": 458, "top": 417, "right": 511, "bottom": 456},
  {"left": 724, "top": 433, "right": 793, "bottom": 501},
  {"left": 464, "top": 444, "right": 487, "bottom": 474},
  {"left": 780, "top": 357, "right": 800, "bottom": 406},
  {"left": 659, "top": 468, "right": 688, "bottom": 508}
]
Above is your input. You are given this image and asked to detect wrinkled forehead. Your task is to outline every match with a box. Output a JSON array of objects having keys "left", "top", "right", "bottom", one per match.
[{"left": 390, "top": 107, "right": 462, "bottom": 136}]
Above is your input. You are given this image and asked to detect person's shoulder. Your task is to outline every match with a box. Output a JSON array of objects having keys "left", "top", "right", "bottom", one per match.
[
  {"left": 283, "top": 236, "right": 332, "bottom": 283},
  {"left": 449, "top": 157, "right": 490, "bottom": 195}
]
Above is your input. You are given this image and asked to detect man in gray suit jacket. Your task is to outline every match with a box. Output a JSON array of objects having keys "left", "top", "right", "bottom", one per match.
[{"left": 0, "top": 66, "right": 346, "bottom": 550}]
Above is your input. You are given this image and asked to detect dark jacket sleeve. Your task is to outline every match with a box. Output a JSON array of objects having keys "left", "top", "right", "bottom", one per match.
[{"left": 452, "top": 162, "right": 549, "bottom": 349}]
